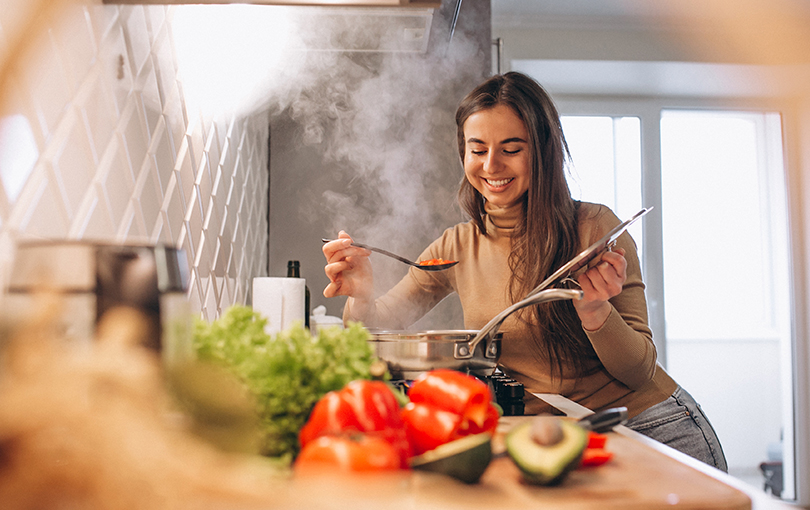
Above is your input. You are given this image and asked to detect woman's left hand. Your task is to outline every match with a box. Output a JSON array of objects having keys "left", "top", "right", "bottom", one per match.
[{"left": 573, "top": 247, "right": 627, "bottom": 331}]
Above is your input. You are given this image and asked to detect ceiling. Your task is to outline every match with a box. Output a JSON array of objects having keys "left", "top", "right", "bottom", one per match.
[
  {"left": 490, "top": 0, "right": 810, "bottom": 31},
  {"left": 488, "top": 0, "right": 810, "bottom": 97}
]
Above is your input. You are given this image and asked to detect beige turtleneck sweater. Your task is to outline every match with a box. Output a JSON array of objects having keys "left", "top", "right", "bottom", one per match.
[{"left": 344, "top": 201, "right": 677, "bottom": 417}]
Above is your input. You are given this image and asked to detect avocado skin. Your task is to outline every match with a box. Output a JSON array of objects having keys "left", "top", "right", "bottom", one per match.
[
  {"left": 505, "top": 419, "right": 587, "bottom": 486},
  {"left": 514, "top": 450, "right": 585, "bottom": 486},
  {"left": 411, "top": 433, "right": 493, "bottom": 484}
]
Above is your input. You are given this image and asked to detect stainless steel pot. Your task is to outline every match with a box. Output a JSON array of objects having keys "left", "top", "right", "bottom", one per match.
[
  {"left": 4, "top": 240, "right": 189, "bottom": 354},
  {"left": 368, "top": 288, "right": 583, "bottom": 379}
]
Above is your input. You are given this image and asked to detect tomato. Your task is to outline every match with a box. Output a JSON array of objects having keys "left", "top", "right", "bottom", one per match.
[
  {"left": 295, "top": 435, "right": 401, "bottom": 473},
  {"left": 408, "top": 370, "right": 492, "bottom": 429},
  {"left": 401, "top": 402, "right": 463, "bottom": 456},
  {"left": 580, "top": 448, "right": 614, "bottom": 467}
]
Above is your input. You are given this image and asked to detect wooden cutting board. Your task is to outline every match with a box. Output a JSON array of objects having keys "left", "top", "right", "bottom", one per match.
[
  {"left": 287, "top": 420, "right": 751, "bottom": 510},
  {"left": 478, "top": 427, "right": 752, "bottom": 510}
]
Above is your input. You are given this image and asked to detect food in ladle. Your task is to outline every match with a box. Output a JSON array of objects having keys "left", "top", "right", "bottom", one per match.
[{"left": 418, "top": 258, "right": 457, "bottom": 266}]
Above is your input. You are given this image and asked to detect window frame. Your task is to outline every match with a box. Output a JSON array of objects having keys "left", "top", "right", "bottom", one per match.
[{"left": 554, "top": 93, "right": 805, "bottom": 502}]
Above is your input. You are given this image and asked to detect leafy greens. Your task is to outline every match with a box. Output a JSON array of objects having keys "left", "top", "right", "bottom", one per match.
[{"left": 192, "top": 305, "right": 376, "bottom": 461}]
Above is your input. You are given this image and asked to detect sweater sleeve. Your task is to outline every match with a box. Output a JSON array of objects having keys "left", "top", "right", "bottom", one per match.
[{"left": 582, "top": 216, "right": 658, "bottom": 390}]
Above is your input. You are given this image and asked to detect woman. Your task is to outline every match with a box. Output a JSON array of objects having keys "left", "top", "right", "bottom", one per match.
[{"left": 322, "top": 72, "right": 727, "bottom": 472}]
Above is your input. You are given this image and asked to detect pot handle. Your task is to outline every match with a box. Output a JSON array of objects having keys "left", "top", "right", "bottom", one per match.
[{"left": 454, "top": 288, "right": 583, "bottom": 359}]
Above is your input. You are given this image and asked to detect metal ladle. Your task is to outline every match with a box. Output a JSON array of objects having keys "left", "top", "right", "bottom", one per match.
[{"left": 321, "top": 239, "right": 459, "bottom": 271}]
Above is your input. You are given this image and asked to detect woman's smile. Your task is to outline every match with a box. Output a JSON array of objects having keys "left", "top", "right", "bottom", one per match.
[
  {"left": 485, "top": 177, "right": 514, "bottom": 188},
  {"left": 462, "top": 104, "right": 531, "bottom": 208}
]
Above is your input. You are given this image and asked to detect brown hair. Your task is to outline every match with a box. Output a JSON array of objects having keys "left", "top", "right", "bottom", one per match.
[{"left": 455, "top": 72, "right": 594, "bottom": 379}]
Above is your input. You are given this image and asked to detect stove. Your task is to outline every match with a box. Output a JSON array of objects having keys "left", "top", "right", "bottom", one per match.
[
  {"left": 390, "top": 369, "right": 525, "bottom": 416},
  {"left": 487, "top": 371, "right": 525, "bottom": 416}
]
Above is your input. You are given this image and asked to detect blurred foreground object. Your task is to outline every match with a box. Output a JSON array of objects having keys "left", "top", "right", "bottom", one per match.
[
  {"left": 4, "top": 241, "right": 190, "bottom": 361},
  {"left": 0, "top": 296, "right": 290, "bottom": 510}
]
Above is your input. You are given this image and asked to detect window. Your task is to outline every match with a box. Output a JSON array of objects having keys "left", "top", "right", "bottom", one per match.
[
  {"left": 660, "top": 109, "right": 793, "bottom": 498},
  {"left": 560, "top": 107, "right": 794, "bottom": 499},
  {"left": 562, "top": 115, "right": 644, "bottom": 258}
]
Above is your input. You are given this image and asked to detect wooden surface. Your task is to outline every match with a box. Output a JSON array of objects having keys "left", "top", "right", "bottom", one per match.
[{"left": 285, "top": 417, "right": 752, "bottom": 510}]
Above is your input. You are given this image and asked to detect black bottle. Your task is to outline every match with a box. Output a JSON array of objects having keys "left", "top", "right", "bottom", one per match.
[{"left": 287, "top": 260, "right": 310, "bottom": 329}]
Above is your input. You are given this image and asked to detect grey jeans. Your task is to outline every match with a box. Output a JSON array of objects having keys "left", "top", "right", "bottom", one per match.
[{"left": 625, "top": 386, "right": 728, "bottom": 472}]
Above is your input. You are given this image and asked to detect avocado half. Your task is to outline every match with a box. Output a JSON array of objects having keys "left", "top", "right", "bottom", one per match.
[
  {"left": 410, "top": 433, "right": 493, "bottom": 484},
  {"left": 505, "top": 418, "right": 587, "bottom": 485}
]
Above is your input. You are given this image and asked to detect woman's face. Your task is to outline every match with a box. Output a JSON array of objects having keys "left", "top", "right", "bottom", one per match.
[{"left": 462, "top": 104, "right": 531, "bottom": 208}]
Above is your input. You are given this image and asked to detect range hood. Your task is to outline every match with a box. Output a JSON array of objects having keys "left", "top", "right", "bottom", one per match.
[
  {"left": 283, "top": 6, "right": 438, "bottom": 53},
  {"left": 104, "top": 1, "right": 440, "bottom": 7},
  {"left": 104, "top": 0, "right": 460, "bottom": 55}
]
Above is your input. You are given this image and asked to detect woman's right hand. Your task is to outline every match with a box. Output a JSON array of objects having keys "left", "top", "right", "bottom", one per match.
[{"left": 322, "top": 231, "right": 374, "bottom": 302}]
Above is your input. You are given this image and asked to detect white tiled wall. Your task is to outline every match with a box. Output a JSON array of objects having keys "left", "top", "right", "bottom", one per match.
[{"left": 0, "top": 3, "right": 269, "bottom": 320}]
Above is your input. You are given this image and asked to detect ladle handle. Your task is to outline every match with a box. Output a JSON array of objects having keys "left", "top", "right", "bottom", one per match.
[{"left": 455, "top": 288, "right": 583, "bottom": 359}]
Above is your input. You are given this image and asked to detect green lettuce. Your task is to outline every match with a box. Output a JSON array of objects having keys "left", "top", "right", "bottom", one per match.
[{"left": 192, "top": 305, "right": 376, "bottom": 461}]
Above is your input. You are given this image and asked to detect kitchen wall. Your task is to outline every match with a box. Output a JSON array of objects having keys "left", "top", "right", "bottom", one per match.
[
  {"left": 0, "top": 0, "right": 490, "bottom": 327},
  {"left": 0, "top": 2, "right": 270, "bottom": 321}
]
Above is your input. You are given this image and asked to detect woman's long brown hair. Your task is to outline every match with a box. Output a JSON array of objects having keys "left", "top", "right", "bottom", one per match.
[{"left": 455, "top": 72, "right": 596, "bottom": 379}]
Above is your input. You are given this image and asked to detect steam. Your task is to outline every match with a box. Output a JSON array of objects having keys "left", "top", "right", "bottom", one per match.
[
  {"left": 289, "top": 44, "right": 480, "bottom": 207},
  {"left": 172, "top": 4, "right": 484, "bottom": 321},
  {"left": 287, "top": 42, "right": 482, "bottom": 294}
]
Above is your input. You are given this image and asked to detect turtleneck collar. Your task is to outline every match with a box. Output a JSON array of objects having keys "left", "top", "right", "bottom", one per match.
[{"left": 484, "top": 201, "right": 523, "bottom": 236}]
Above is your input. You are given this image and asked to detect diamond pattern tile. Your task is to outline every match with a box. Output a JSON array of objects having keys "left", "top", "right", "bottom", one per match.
[{"left": 0, "top": 2, "right": 270, "bottom": 319}]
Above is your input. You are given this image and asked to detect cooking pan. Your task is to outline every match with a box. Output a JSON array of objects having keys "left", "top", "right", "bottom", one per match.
[
  {"left": 526, "top": 207, "right": 651, "bottom": 297},
  {"left": 368, "top": 288, "right": 583, "bottom": 379}
]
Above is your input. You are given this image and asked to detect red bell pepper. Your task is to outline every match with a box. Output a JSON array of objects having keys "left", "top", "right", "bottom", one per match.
[
  {"left": 586, "top": 431, "right": 608, "bottom": 449},
  {"left": 299, "top": 390, "right": 362, "bottom": 446},
  {"left": 580, "top": 448, "right": 614, "bottom": 467},
  {"left": 458, "top": 401, "right": 500, "bottom": 437},
  {"left": 298, "top": 380, "right": 410, "bottom": 467},
  {"left": 400, "top": 401, "right": 463, "bottom": 456},
  {"left": 341, "top": 379, "right": 411, "bottom": 463},
  {"left": 407, "top": 369, "right": 492, "bottom": 429},
  {"left": 578, "top": 431, "right": 613, "bottom": 468},
  {"left": 401, "top": 370, "right": 498, "bottom": 455},
  {"left": 340, "top": 379, "right": 404, "bottom": 433}
]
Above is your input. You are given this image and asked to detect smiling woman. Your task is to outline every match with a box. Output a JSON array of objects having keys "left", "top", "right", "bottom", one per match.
[
  {"left": 462, "top": 104, "right": 531, "bottom": 208},
  {"left": 322, "top": 71, "right": 728, "bottom": 472}
]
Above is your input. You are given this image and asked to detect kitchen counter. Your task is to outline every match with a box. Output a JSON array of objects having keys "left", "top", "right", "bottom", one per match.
[
  {"left": 533, "top": 393, "right": 795, "bottom": 510},
  {"left": 4, "top": 318, "right": 788, "bottom": 510},
  {"left": 274, "top": 394, "right": 793, "bottom": 510}
]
